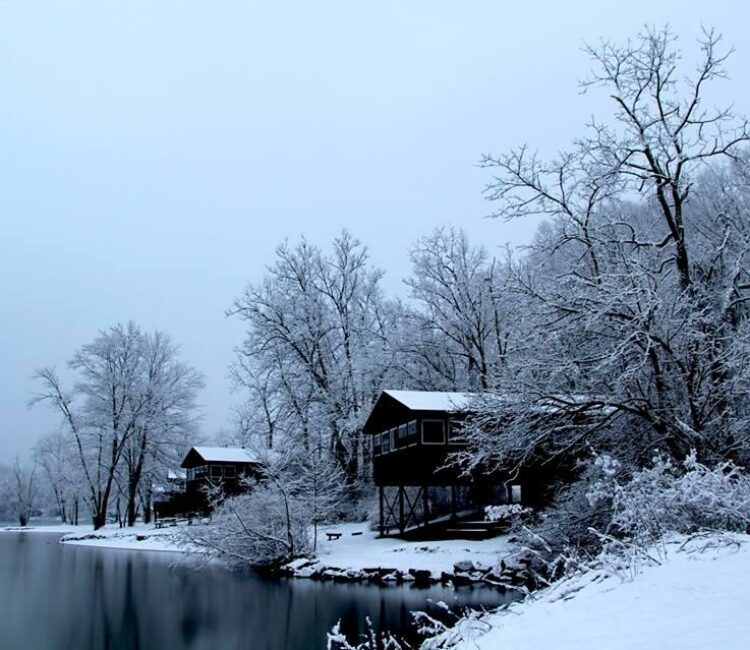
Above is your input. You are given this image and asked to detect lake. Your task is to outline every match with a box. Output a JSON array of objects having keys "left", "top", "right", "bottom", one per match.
[{"left": 0, "top": 532, "right": 514, "bottom": 650}]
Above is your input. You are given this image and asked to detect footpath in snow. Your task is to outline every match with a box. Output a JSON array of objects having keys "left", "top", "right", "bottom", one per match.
[{"left": 436, "top": 533, "right": 750, "bottom": 650}]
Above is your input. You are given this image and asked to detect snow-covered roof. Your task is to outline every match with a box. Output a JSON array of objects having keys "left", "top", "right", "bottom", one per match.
[
  {"left": 188, "top": 446, "right": 261, "bottom": 464},
  {"left": 381, "top": 390, "right": 480, "bottom": 412}
]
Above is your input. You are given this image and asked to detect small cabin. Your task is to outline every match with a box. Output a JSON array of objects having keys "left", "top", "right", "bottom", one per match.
[
  {"left": 181, "top": 446, "right": 263, "bottom": 488},
  {"left": 363, "top": 390, "right": 519, "bottom": 538},
  {"left": 177, "top": 446, "right": 264, "bottom": 513}
]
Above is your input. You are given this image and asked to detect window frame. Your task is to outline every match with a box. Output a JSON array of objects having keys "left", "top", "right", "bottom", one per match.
[
  {"left": 210, "top": 465, "right": 223, "bottom": 479},
  {"left": 421, "top": 418, "right": 446, "bottom": 445},
  {"left": 381, "top": 431, "right": 391, "bottom": 454},
  {"left": 406, "top": 420, "right": 418, "bottom": 447},
  {"left": 372, "top": 434, "right": 382, "bottom": 457}
]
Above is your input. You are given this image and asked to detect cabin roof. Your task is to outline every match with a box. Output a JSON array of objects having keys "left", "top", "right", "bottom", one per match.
[
  {"left": 382, "top": 390, "right": 479, "bottom": 412},
  {"left": 362, "top": 390, "right": 481, "bottom": 434},
  {"left": 180, "top": 446, "right": 261, "bottom": 467}
]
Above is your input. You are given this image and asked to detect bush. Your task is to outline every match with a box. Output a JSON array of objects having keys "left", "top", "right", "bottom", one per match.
[
  {"left": 588, "top": 451, "right": 750, "bottom": 546},
  {"left": 185, "top": 480, "right": 311, "bottom": 567}
]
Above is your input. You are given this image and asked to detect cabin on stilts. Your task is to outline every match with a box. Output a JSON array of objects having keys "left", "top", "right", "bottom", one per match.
[{"left": 363, "top": 390, "right": 524, "bottom": 539}]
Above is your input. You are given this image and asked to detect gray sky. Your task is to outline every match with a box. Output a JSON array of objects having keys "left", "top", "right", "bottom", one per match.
[{"left": 1, "top": 1, "right": 749, "bottom": 463}]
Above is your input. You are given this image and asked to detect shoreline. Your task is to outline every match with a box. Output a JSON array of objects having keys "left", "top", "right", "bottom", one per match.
[{"left": 2, "top": 521, "right": 528, "bottom": 589}]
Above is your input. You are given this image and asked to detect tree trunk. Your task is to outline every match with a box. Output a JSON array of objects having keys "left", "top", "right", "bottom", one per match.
[
  {"left": 141, "top": 487, "right": 153, "bottom": 525},
  {"left": 126, "top": 480, "right": 139, "bottom": 527},
  {"left": 92, "top": 510, "right": 106, "bottom": 530}
]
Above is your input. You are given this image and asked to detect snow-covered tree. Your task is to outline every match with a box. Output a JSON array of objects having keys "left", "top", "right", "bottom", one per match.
[
  {"left": 405, "top": 227, "right": 516, "bottom": 390},
  {"left": 32, "top": 322, "right": 203, "bottom": 529},
  {"left": 120, "top": 330, "right": 203, "bottom": 526},
  {"left": 468, "top": 27, "right": 750, "bottom": 481},
  {"left": 186, "top": 456, "right": 312, "bottom": 567},
  {"left": 33, "top": 431, "right": 84, "bottom": 524},
  {"left": 230, "top": 232, "right": 404, "bottom": 489},
  {"left": 1, "top": 459, "right": 39, "bottom": 527}
]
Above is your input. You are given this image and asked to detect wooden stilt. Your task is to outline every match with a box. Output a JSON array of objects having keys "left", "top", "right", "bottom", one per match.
[
  {"left": 379, "top": 486, "right": 384, "bottom": 536},
  {"left": 398, "top": 485, "right": 405, "bottom": 534}
]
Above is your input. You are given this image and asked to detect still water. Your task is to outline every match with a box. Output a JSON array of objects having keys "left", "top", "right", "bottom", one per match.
[{"left": 0, "top": 533, "right": 513, "bottom": 650}]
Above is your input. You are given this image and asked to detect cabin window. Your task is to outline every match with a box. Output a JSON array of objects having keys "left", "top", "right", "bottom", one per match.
[
  {"left": 407, "top": 420, "right": 418, "bottom": 446},
  {"left": 510, "top": 485, "right": 522, "bottom": 503},
  {"left": 381, "top": 431, "right": 391, "bottom": 454},
  {"left": 373, "top": 434, "right": 382, "bottom": 457},
  {"left": 391, "top": 428, "right": 398, "bottom": 451},
  {"left": 448, "top": 420, "right": 467, "bottom": 444},
  {"left": 224, "top": 465, "right": 236, "bottom": 479},
  {"left": 186, "top": 468, "right": 195, "bottom": 481},
  {"left": 194, "top": 465, "right": 208, "bottom": 478},
  {"left": 398, "top": 424, "right": 408, "bottom": 440},
  {"left": 210, "top": 465, "right": 223, "bottom": 479},
  {"left": 421, "top": 419, "right": 446, "bottom": 445}
]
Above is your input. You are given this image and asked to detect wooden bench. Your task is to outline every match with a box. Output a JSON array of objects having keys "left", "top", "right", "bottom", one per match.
[
  {"left": 155, "top": 518, "right": 177, "bottom": 529},
  {"left": 325, "top": 532, "right": 342, "bottom": 541}
]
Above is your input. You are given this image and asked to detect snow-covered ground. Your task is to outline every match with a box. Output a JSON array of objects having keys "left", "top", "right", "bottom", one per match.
[
  {"left": 0, "top": 523, "right": 80, "bottom": 535},
  {"left": 295, "top": 523, "right": 513, "bottom": 579},
  {"left": 439, "top": 533, "right": 750, "bottom": 650},
  {"left": 0, "top": 522, "right": 184, "bottom": 552},
  {"left": 1, "top": 520, "right": 515, "bottom": 575}
]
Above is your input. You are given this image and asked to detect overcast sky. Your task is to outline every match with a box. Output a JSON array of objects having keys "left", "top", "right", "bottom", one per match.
[{"left": 1, "top": 1, "right": 748, "bottom": 463}]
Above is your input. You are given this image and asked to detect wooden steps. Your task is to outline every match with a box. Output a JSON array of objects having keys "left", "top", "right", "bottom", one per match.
[{"left": 396, "top": 511, "right": 509, "bottom": 541}]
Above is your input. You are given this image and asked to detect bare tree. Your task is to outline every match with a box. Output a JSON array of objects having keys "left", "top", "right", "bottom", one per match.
[
  {"left": 32, "top": 322, "right": 202, "bottom": 529},
  {"left": 6, "top": 459, "right": 38, "bottom": 527},
  {"left": 33, "top": 431, "right": 83, "bottom": 524},
  {"left": 230, "top": 232, "right": 403, "bottom": 489},
  {"left": 120, "top": 330, "right": 203, "bottom": 526},
  {"left": 469, "top": 26, "right": 750, "bottom": 478},
  {"left": 405, "top": 227, "right": 516, "bottom": 389}
]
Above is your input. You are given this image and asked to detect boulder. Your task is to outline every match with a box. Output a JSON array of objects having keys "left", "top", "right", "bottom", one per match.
[
  {"left": 440, "top": 571, "right": 454, "bottom": 584},
  {"left": 408, "top": 568, "right": 433, "bottom": 586}
]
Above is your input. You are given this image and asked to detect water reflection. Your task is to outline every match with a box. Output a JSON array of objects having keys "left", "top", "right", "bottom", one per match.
[{"left": 0, "top": 533, "right": 514, "bottom": 650}]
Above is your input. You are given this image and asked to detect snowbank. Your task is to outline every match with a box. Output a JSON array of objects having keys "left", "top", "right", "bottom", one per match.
[
  {"left": 283, "top": 523, "right": 517, "bottom": 585},
  {"left": 3, "top": 521, "right": 520, "bottom": 583},
  {"left": 440, "top": 534, "right": 750, "bottom": 650},
  {"left": 1, "top": 523, "right": 81, "bottom": 535},
  {"left": 1, "top": 522, "right": 184, "bottom": 553},
  {"left": 60, "top": 523, "right": 184, "bottom": 552}
]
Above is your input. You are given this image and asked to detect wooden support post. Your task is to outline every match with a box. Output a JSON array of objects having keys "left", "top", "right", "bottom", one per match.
[
  {"left": 398, "top": 486, "right": 405, "bottom": 534},
  {"left": 379, "top": 486, "right": 384, "bottom": 536},
  {"left": 422, "top": 485, "right": 429, "bottom": 527}
]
